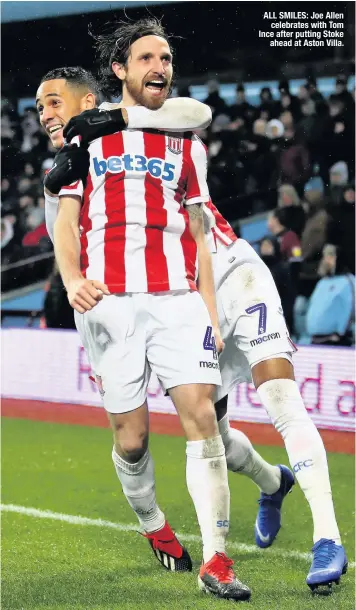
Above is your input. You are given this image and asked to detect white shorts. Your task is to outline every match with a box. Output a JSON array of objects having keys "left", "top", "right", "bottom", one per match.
[
  {"left": 75, "top": 290, "right": 221, "bottom": 413},
  {"left": 213, "top": 240, "right": 296, "bottom": 402}
]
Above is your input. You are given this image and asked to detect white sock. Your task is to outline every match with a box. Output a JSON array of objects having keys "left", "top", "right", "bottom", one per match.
[
  {"left": 257, "top": 379, "right": 341, "bottom": 544},
  {"left": 112, "top": 448, "right": 165, "bottom": 534},
  {"left": 218, "top": 414, "right": 281, "bottom": 494},
  {"left": 186, "top": 435, "right": 230, "bottom": 563}
]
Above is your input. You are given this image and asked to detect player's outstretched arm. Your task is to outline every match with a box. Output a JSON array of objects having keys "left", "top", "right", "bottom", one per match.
[
  {"left": 187, "top": 203, "right": 224, "bottom": 353},
  {"left": 102, "top": 97, "right": 212, "bottom": 132},
  {"left": 63, "top": 98, "right": 212, "bottom": 143},
  {"left": 54, "top": 196, "right": 109, "bottom": 313}
]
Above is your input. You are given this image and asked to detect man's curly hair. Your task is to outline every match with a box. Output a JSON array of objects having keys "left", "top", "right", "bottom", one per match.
[{"left": 90, "top": 17, "right": 173, "bottom": 97}]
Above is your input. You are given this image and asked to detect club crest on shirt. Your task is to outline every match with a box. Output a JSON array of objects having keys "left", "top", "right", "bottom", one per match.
[{"left": 167, "top": 136, "right": 182, "bottom": 155}]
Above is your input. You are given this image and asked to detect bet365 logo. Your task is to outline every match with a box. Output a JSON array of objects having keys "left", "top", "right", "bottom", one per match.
[{"left": 93, "top": 155, "right": 175, "bottom": 181}]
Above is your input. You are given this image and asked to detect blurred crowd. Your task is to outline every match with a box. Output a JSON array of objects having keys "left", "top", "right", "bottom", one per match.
[
  {"left": 1, "top": 75, "right": 355, "bottom": 345},
  {"left": 1, "top": 104, "right": 55, "bottom": 288},
  {"left": 194, "top": 74, "right": 355, "bottom": 205},
  {"left": 193, "top": 74, "right": 355, "bottom": 347}
]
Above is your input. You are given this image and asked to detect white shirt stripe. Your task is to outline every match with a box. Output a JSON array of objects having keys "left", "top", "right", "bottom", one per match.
[
  {"left": 86, "top": 138, "right": 107, "bottom": 283},
  {"left": 162, "top": 137, "right": 188, "bottom": 290},
  {"left": 122, "top": 131, "right": 148, "bottom": 292}
]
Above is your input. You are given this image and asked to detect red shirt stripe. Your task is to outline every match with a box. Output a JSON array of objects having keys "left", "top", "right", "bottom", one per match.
[
  {"left": 79, "top": 173, "right": 93, "bottom": 277},
  {"left": 184, "top": 138, "right": 200, "bottom": 201},
  {"left": 143, "top": 132, "right": 170, "bottom": 292},
  {"left": 102, "top": 133, "right": 126, "bottom": 290},
  {"left": 180, "top": 138, "right": 197, "bottom": 289}
]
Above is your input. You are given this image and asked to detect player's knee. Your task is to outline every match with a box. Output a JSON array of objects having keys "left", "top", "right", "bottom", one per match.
[
  {"left": 252, "top": 357, "right": 294, "bottom": 389},
  {"left": 186, "top": 398, "right": 218, "bottom": 438},
  {"left": 256, "top": 378, "right": 310, "bottom": 437},
  {"left": 114, "top": 432, "right": 148, "bottom": 463}
]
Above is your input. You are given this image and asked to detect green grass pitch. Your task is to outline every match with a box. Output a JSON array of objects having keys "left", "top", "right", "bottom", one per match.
[{"left": 2, "top": 417, "right": 355, "bottom": 609}]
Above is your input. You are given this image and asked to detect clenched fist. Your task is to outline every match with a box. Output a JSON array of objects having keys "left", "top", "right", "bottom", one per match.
[
  {"left": 213, "top": 326, "right": 225, "bottom": 354},
  {"left": 67, "top": 277, "right": 110, "bottom": 313}
]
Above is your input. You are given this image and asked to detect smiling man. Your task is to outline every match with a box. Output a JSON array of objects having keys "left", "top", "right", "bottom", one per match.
[
  {"left": 36, "top": 67, "right": 211, "bottom": 150},
  {"left": 36, "top": 18, "right": 252, "bottom": 601},
  {"left": 36, "top": 68, "right": 100, "bottom": 148}
]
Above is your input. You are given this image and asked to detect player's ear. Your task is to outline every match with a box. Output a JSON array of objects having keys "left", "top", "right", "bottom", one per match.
[
  {"left": 112, "top": 62, "right": 126, "bottom": 82},
  {"left": 81, "top": 92, "right": 96, "bottom": 111}
]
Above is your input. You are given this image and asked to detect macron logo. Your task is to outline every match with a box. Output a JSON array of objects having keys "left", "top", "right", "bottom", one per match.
[
  {"left": 250, "top": 332, "right": 280, "bottom": 348},
  {"left": 199, "top": 361, "right": 219, "bottom": 369}
]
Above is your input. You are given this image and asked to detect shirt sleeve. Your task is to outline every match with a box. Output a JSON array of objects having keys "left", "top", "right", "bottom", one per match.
[
  {"left": 123, "top": 98, "right": 212, "bottom": 132},
  {"left": 44, "top": 191, "right": 59, "bottom": 244},
  {"left": 58, "top": 180, "right": 84, "bottom": 200},
  {"left": 185, "top": 135, "right": 210, "bottom": 205}
]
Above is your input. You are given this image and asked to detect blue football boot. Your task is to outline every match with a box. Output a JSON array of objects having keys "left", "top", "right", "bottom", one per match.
[
  {"left": 254, "top": 464, "right": 295, "bottom": 548},
  {"left": 307, "top": 538, "right": 348, "bottom": 591}
]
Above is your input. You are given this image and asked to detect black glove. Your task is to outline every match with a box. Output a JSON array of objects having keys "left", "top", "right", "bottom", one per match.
[
  {"left": 63, "top": 108, "right": 126, "bottom": 144},
  {"left": 44, "top": 144, "right": 90, "bottom": 195}
]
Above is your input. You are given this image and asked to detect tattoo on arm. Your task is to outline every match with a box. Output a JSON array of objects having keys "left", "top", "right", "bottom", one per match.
[{"left": 187, "top": 203, "right": 203, "bottom": 221}]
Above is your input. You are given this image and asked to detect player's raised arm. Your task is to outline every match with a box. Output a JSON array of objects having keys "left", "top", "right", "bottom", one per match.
[
  {"left": 185, "top": 134, "right": 223, "bottom": 352},
  {"left": 54, "top": 194, "right": 110, "bottom": 313},
  {"left": 50, "top": 138, "right": 110, "bottom": 313},
  {"left": 63, "top": 97, "right": 212, "bottom": 143},
  {"left": 187, "top": 203, "right": 224, "bottom": 353},
  {"left": 53, "top": 194, "right": 82, "bottom": 290},
  {"left": 103, "top": 97, "right": 212, "bottom": 131}
]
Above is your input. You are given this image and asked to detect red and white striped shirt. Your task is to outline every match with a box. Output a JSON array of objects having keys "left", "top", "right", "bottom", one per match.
[
  {"left": 203, "top": 199, "right": 237, "bottom": 248},
  {"left": 59, "top": 130, "right": 209, "bottom": 293}
]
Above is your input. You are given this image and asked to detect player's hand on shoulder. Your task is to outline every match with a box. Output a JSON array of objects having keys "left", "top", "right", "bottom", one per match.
[
  {"left": 44, "top": 144, "right": 89, "bottom": 195},
  {"left": 63, "top": 108, "right": 127, "bottom": 145},
  {"left": 66, "top": 277, "right": 110, "bottom": 314},
  {"left": 213, "top": 326, "right": 225, "bottom": 354}
]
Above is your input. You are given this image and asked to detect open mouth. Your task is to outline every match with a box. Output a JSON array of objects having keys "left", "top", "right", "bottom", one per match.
[
  {"left": 145, "top": 80, "right": 166, "bottom": 93},
  {"left": 48, "top": 125, "right": 63, "bottom": 136}
]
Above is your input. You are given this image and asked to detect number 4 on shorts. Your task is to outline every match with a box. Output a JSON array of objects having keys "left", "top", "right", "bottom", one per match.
[
  {"left": 203, "top": 326, "right": 217, "bottom": 359},
  {"left": 245, "top": 302, "right": 267, "bottom": 335}
]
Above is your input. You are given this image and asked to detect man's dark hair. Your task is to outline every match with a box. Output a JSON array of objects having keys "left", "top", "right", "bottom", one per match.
[
  {"left": 90, "top": 17, "right": 172, "bottom": 97},
  {"left": 272, "top": 207, "right": 288, "bottom": 228},
  {"left": 40, "top": 66, "right": 101, "bottom": 101},
  {"left": 278, "top": 79, "right": 290, "bottom": 93}
]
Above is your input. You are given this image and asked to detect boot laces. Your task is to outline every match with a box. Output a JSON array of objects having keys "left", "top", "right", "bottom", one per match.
[
  {"left": 213, "top": 552, "right": 235, "bottom": 579},
  {"left": 313, "top": 540, "right": 337, "bottom": 569}
]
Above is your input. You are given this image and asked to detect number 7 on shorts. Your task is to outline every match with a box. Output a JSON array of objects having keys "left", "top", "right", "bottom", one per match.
[{"left": 245, "top": 302, "right": 267, "bottom": 335}]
